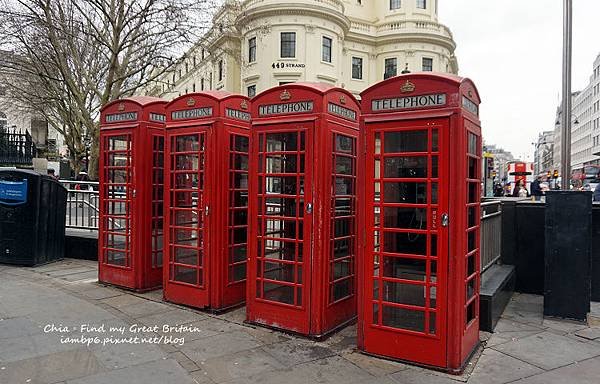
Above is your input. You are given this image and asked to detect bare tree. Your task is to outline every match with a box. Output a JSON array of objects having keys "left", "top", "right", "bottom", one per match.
[{"left": 0, "top": 0, "right": 220, "bottom": 178}]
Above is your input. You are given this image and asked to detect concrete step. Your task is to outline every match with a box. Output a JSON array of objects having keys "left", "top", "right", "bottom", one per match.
[{"left": 589, "top": 302, "right": 600, "bottom": 326}]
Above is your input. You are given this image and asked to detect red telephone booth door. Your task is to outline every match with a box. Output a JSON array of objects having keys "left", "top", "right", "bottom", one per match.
[
  {"left": 249, "top": 125, "right": 313, "bottom": 334},
  {"left": 363, "top": 119, "right": 449, "bottom": 367},
  {"left": 100, "top": 130, "right": 135, "bottom": 276},
  {"left": 165, "top": 127, "right": 210, "bottom": 306}
]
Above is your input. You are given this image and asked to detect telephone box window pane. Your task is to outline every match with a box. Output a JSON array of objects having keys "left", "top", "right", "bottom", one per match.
[
  {"left": 336, "top": 135, "right": 354, "bottom": 153},
  {"left": 233, "top": 173, "right": 248, "bottom": 189},
  {"left": 384, "top": 207, "right": 427, "bottom": 229},
  {"left": 384, "top": 157, "right": 427, "bottom": 178},
  {"left": 267, "top": 132, "right": 298, "bottom": 151},
  {"left": 264, "top": 240, "right": 296, "bottom": 261},
  {"left": 335, "top": 156, "right": 353, "bottom": 175},
  {"left": 431, "top": 183, "right": 438, "bottom": 204},
  {"left": 106, "top": 234, "right": 127, "bottom": 250},
  {"left": 466, "top": 302, "right": 476, "bottom": 324},
  {"left": 107, "top": 201, "right": 128, "bottom": 216},
  {"left": 266, "top": 155, "right": 297, "bottom": 173},
  {"left": 108, "top": 136, "right": 128, "bottom": 151},
  {"left": 265, "top": 176, "right": 299, "bottom": 194},
  {"left": 432, "top": 130, "right": 438, "bottom": 152},
  {"left": 375, "top": 133, "right": 382, "bottom": 154},
  {"left": 233, "top": 191, "right": 248, "bottom": 207},
  {"left": 335, "top": 177, "right": 353, "bottom": 195},
  {"left": 373, "top": 280, "right": 379, "bottom": 300},
  {"left": 382, "top": 307, "right": 425, "bottom": 332},
  {"left": 230, "top": 264, "right": 247, "bottom": 282},
  {"left": 384, "top": 131, "right": 427, "bottom": 153},
  {"left": 468, "top": 182, "right": 478, "bottom": 203},
  {"left": 430, "top": 260, "right": 437, "bottom": 282},
  {"left": 334, "top": 198, "right": 352, "bottom": 216},
  {"left": 383, "top": 257, "right": 426, "bottom": 281},
  {"left": 373, "top": 304, "right": 380, "bottom": 324},
  {"left": 264, "top": 261, "right": 295, "bottom": 282},
  {"left": 468, "top": 230, "right": 476, "bottom": 252},
  {"left": 175, "top": 135, "right": 200, "bottom": 152},
  {"left": 233, "top": 228, "right": 247, "bottom": 244},
  {"left": 265, "top": 197, "right": 297, "bottom": 216},
  {"left": 174, "top": 229, "right": 199, "bottom": 247},
  {"left": 107, "top": 153, "right": 128, "bottom": 167},
  {"left": 429, "top": 313, "right": 436, "bottom": 334},
  {"left": 174, "top": 210, "right": 198, "bottom": 226},
  {"left": 334, "top": 218, "right": 352, "bottom": 238},
  {"left": 264, "top": 219, "right": 297, "bottom": 239},
  {"left": 383, "top": 281, "right": 426, "bottom": 307},
  {"left": 431, "top": 156, "right": 438, "bottom": 178},
  {"left": 234, "top": 154, "right": 248, "bottom": 171},
  {"left": 430, "top": 235, "right": 437, "bottom": 257},
  {"left": 234, "top": 136, "right": 250, "bottom": 152},
  {"left": 231, "top": 246, "right": 247, "bottom": 263},
  {"left": 384, "top": 232, "right": 427, "bottom": 255},
  {"left": 107, "top": 251, "right": 126, "bottom": 266},
  {"left": 174, "top": 247, "right": 198, "bottom": 265},
  {"left": 175, "top": 173, "right": 199, "bottom": 189},
  {"left": 468, "top": 133, "right": 478, "bottom": 155},
  {"left": 332, "top": 279, "right": 351, "bottom": 302},
  {"left": 333, "top": 238, "right": 351, "bottom": 259},
  {"left": 467, "top": 255, "right": 476, "bottom": 276},
  {"left": 174, "top": 265, "right": 198, "bottom": 285},
  {"left": 373, "top": 231, "right": 381, "bottom": 252},
  {"left": 468, "top": 206, "right": 477, "bottom": 228},
  {"left": 374, "top": 159, "right": 381, "bottom": 179},
  {"left": 468, "top": 157, "right": 478, "bottom": 179},
  {"left": 232, "top": 210, "right": 247, "bottom": 226},
  {"left": 175, "top": 154, "right": 199, "bottom": 171},
  {"left": 263, "top": 282, "right": 294, "bottom": 304},
  {"left": 333, "top": 259, "right": 352, "bottom": 280},
  {"left": 107, "top": 169, "right": 129, "bottom": 184},
  {"left": 173, "top": 192, "right": 199, "bottom": 208},
  {"left": 384, "top": 182, "right": 427, "bottom": 204},
  {"left": 467, "top": 278, "right": 476, "bottom": 301}
]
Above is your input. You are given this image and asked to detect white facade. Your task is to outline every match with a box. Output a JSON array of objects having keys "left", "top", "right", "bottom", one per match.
[
  {"left": 144, "top": 0, "right": 458, "bottom": 98},
  {"left": 533, "top": 131, "right": 553, "bottom": 176},
  {"left": 553, "top": 53, "right": 600, "bottom": 172}
]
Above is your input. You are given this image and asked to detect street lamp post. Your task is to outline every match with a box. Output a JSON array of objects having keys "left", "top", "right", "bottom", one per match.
[{"left": 560, "top": 0, "right": 573, "bottom": 190}]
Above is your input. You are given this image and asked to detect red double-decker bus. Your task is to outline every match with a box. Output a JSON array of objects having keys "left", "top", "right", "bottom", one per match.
[{"left": 506, "top": 161, "right": 533, "bottom": 194}]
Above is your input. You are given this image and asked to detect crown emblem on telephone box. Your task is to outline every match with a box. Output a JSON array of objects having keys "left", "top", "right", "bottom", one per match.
[
  {"left": 240, "top": 100, "right": 248, "bottom": 110},
  {"left": 117, "top": 102, "right": 125, "bottom": 111},
  {"left": 340, "top": 95, "right": 347, "bottom": 105},
  {"left": 401, "top": 80, "right": 416, "bottom": 93},
  {"left": 280, "top": 89, "right": 291, "bottom": 101},
  {"left": 186, "top": 98, "right": 196, "bottom": 107}
]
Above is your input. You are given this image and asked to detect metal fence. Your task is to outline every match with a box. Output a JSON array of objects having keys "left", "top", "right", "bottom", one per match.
[
  {"left": 0, "top": 126, "right": 36, "bottom": 166},
  {"left": 60, "top": 180, "right": 100, "bottom": 230},
  {"left": 480, "top": 200, "right": 503, "bottom": 272}
]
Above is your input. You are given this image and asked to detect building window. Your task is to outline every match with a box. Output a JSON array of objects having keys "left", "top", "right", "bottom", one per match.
[
  {"left": 248, "top": 37, "right": 256, "bottom": 63},
  {"left": 390, "top": 0, "right": 401, "bottom": 10},
  {"left": 279, "top": 81, "right": 294, "bottom": 85},
  {"left": 192, "top": 83, "right": 196, "bottom": 92},
  {"left": 280, "top": 32, "right": 296, "bottom": 58},
  {"left": 209, "top": 73, "right": 213, "bottom": 89},
  {"left": 422, "top": 57, "right": 433, "bottom": 72},
  {"left": 417, "top": 0, "right": 426, "bottom": 9},
  {"left": 352, "top": 57, "right": 363, "bottom": 80},
  {"left": 193, "top": 56, "right": 197, "bottom": 67},
  {"left": 247, "top": 85, "right": 256, "bottom": 98},
  {"left": 384, "top": 58, "right": 397, "bottom": 79},
  {"left": 201, "top": 78, "right": 205, "bottom": 91},
  {"left": 185, "top": 62, "right": 188, "bottom": 73},
  {"left": 218, "top": 60, "right": 223, "bottom": 81},
  {"left": 322, "top": 36, "right": 332, "bottom": 63}
]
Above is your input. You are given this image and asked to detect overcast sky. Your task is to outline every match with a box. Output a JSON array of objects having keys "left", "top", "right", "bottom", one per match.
[{"left": 439, "top": 0, "right": 600, "bottom": 161}]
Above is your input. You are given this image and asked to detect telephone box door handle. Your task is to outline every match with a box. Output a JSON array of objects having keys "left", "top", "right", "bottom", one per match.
[
  {"left": 306, "top": 203, "right": 313, "bottom": 214},
  {"left": 441, "top": 213, "right": 449, "bottom": 227}
]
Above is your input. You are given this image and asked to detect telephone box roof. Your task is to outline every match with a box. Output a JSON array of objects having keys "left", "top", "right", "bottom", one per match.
[
  {"left": 101, "top": 96, "right": 167, "bottom": 112},
  {"left": 253, "top": 82, "right": 358, "bottom": 100},
  {"left": 361, "top": 73, "right": 481, "bottom": 102}
]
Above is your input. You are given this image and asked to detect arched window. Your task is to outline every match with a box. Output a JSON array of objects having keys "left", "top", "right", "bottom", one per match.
[{"left": 0, "top": 112, "right": 7, "bottom": 127}]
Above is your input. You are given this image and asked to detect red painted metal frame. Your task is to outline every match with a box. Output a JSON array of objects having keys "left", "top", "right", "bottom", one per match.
[
  {"left": 163, "top": 92, "right": 251, "bottom": 311},
  {"left": 247, "top": 83, "right": 360, "bottom": 337},
  {"left": 357, "top": 74, "right": 482, "bottom": 372},
  {"left": 99, "top": 96, "right": 167, "bottom": 291}
]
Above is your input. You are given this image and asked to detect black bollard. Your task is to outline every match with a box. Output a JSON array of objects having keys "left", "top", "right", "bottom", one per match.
[{"left": 544, "top": 191, "right": 593, "bottom": 321}]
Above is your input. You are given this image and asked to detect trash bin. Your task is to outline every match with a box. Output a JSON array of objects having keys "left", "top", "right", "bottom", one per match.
[{"left": 0, "top": 169, "right": 67, "bottom": 266}]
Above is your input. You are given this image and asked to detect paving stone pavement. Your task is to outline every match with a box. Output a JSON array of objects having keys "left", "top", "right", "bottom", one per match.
[{"left": 1, "top": 260, "right": 600, "bottom": 384}]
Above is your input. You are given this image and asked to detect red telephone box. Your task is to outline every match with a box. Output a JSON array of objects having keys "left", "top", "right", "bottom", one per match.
[
  {"left": 247, "top": 83, "right": 360, "bottom": 337},
  {"left": 99, "top": 96, "right": 167, "bottom": 291},
  {"left": 163, "top": 92, "right": 251, "bottom": 311},
  {"left": 357, "top": 74, "right": 482, "bottom": 372}
]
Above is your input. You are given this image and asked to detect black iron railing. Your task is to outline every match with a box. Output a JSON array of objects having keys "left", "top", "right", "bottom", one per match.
[{"left": 0, "top": 125, "right": 35, "bottom": 166}]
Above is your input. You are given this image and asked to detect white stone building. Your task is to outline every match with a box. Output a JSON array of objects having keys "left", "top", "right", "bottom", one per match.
[
  {"left": 144, "top": 0, "right": 458, "bottom": 98},
  {"left": 533, "top": 131, "right": 554, "bottom": 176},
  {"left": 553, "top": 53, "right": 600, "bottom": 173}
]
